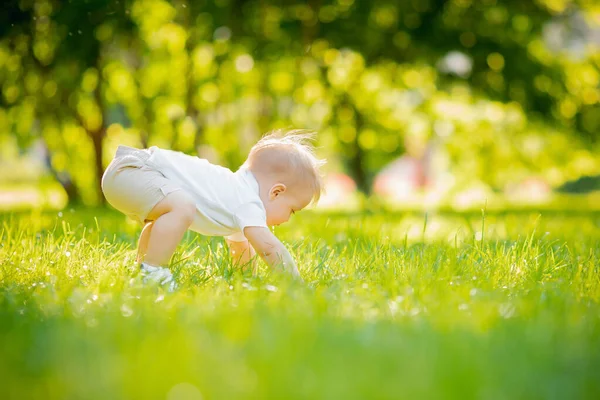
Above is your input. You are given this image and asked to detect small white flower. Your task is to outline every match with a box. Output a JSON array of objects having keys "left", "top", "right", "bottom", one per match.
[{"left": 120, "top": 304, "right": 133, "bottom": 317}]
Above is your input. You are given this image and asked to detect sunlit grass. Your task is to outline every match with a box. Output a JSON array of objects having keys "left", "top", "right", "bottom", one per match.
[
  {"left": 0, "top": 183, "right": 66, "bottom": 211},
  {"left": 1, "top": 208, "right": 599, "bottom": 399}
]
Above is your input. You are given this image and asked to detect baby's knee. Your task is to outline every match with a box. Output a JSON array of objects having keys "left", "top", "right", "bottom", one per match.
[
  {"left": 147, "top": 190, "right": 196, "bottom": 223},
  {"left": 172, "top": 193, "right": 196, "bottom": 224}
]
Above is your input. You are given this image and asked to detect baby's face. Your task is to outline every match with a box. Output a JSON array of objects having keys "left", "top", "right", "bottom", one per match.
[{"left": 264, "top": 184, "right": 313, "bottom": 227}]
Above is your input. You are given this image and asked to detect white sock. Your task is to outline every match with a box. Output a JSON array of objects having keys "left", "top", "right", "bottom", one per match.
[{"left": 135, "top": 263, "right": 178, "bottom": 292}]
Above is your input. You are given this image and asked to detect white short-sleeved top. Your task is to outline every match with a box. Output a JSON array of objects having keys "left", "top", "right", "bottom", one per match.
[{"left": 145, "top": 147, "right": 267, "bottom": 241}]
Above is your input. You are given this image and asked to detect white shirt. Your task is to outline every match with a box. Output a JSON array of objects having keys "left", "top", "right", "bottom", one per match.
[{"left": 145, "top": 147, "right": 267, "bottom": 241}]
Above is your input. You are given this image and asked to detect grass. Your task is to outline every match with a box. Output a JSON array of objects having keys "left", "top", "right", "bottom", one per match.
[{"left": 1, "top": 207, "right": 599, "bottom": 399}]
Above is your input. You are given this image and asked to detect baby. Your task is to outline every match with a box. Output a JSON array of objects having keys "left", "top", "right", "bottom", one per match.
[{"left": 101, "top": 130, "right": 325, "bottom": 289}]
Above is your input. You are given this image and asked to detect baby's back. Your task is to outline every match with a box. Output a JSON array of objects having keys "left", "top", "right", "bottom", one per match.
[{"left": 145, "top": 147, "right": 262, "bottom": 236}]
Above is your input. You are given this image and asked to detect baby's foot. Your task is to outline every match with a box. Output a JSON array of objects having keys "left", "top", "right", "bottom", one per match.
[{"left": 139, "top": 262, "right": 178, "bottom": 292}]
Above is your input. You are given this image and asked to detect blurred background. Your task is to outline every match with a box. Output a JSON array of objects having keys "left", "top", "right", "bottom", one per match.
[{"left": 1, "top": 0, "right": 599, "bottom": 212}]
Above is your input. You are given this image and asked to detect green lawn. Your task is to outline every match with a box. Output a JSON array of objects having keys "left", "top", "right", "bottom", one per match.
[{"left": 1, "top": 208, "right": 599, "bottom": 399}]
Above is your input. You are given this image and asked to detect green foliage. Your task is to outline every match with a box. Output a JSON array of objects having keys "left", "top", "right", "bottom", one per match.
[
  {"left": 1, "top": 209, "right": 599, "bottom": 398},
  {"left": 1, "top": 0, "right": 599, "bottom": 203}
]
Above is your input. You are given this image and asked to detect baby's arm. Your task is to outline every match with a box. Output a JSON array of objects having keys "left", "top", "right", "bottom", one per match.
[
  {"left": 225, "top": 238, "right": 256, "bottom": 270},
  {"left": 243, "top": 226, "right": 302, "bottom": 280}
]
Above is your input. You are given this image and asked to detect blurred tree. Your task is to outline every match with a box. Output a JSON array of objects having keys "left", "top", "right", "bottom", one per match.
[
  {"left": 1, "top": 0, "right": 598, "bottom": 203},
  {"left": 1, "top": 0, "right": 135, "bottom": 203}
]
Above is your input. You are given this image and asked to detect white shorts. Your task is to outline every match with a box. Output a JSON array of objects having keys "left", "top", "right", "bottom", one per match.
[{"left": 101, "top": 146, "right": 182, "bottom": 224}]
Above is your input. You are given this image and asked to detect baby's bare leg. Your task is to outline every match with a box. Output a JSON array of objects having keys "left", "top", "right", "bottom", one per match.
[
  {"left": 137, "top": 221, "right": 154, "bottom": 263},
  {"left": 142, "top": 190, "right": 196, "bottom": 267}
]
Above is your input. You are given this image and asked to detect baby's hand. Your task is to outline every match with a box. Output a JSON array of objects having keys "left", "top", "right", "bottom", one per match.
[
  {"left": 225, "top": 239, "right": 257, "bottom": 272},
  {"left": 243, "top": 226, "right": 301, "bottom": 279}
]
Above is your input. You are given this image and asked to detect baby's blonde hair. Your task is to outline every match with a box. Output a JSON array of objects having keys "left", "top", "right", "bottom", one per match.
[{"left": 243, "top": 129, "right": 326, "bottom": 205}]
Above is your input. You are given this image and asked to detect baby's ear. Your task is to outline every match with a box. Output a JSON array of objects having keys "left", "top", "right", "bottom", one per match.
[{"left": 271, "top": 183, "right": 287, "bottom": 197}]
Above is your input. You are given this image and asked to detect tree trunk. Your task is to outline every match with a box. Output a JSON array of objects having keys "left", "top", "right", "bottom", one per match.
[
  {"left": 303, "top": 0, "right": 321, "bottom": 48},
  {"left": 230, "top": 0, "right": 248, "bottom": 37},
  {"left": 42, "top": 139, "right": 82, "bottom": 205},
  {"left": 350, "top": 109, "right": 369, "bottom": 194},
  {"left": 88, "top": 83, "right": 107, "bottom": 204},
  {"left": 182, "top": 0, "right": 203, "bottom": 154},
  {"left": 90, "top": 128, "right": 106, "bottom": 204}
]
